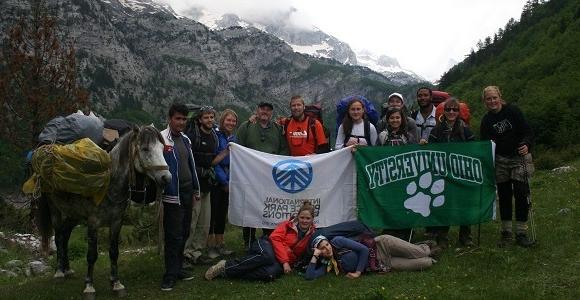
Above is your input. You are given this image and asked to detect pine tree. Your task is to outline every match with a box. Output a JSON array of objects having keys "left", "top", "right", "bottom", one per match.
[{"left": 0, "top": 0, "right": 88, "bottom": 149}]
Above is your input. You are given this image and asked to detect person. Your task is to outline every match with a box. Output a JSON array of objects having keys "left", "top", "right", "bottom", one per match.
[
  {"left": 237, "top": 102, "right": 289, "bottom": 247},
  {"left": 377, "top": 92, "right": 418, "bottom": 143},
  {"left": 426, "top": 98, "right": 475, "bottom": 248},
  {"left": 480, "top": 86, "right": 535, "bottom": 247},
  {"left": 335, "top": 98, "right": 378, "bottom": 150},
  {"left": 284, "top": 95, "right": 328, "bottom": 156},
  {"left": 304, "top": 234, "right": 439, "bottom": 280},
  {"left": 377, "top": 108, "right": 416, "bottom": 146},
  {"left": 377, "top": 107, "right": 416, "bottom": 241},
  {"left": 204, "top": 202, "right": 317, "bottom": 281},
  {"left": 206, "top": 109, "right": 238, "bottom": 259},
  {"left": 412, "top": 87, "right": 437, "bottom": 144},
  {"left": 304, "top": 235, "right": 369, "bottom": 280},
  {"left": 183, "top": 106, "right": 218, "bottom": 264},
  {"left": 160, "top": 103, "right": 200, "bottom": 291}
]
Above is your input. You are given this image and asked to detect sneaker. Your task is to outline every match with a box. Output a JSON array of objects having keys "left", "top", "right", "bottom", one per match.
[
  {"left": 178, "top": 270, "right": 195, "bottom": 281},
  {"left": 160, "top": 277, "right": 176, "bottom": 291},
  {"left": 217, "top": 244, "right": 234, "bottom": 256},
  {"left": 515, "top": 233, "right": 535, "bottom": 248},
  {"left": 207, "top": 247, "right": 221, "bottom": 259},
  {"left": 205, "top": 260, "right": 226, "bottom": 281},
  {"left": 497, "top": 231, "right": 513, "bottom": 248}
]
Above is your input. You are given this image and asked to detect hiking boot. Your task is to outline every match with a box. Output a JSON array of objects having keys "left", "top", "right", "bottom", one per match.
[
  {"left": 160, "top": 277, "right": 176, "bottom": 291},
  {"left": 184, "top": 250, "right": 203, "bottom": 264},
  {"left": 429, "top": 246, "right": 443, "bottom": 260},
  {"left": 207, "top": 247, "right": 221, "bottom": 259},
  {"left": 436, "top": 236, "right": 449, "bottom": 249},
  {"left": 515, "top": 233, "right": 535, "bottom": 248},
  {"left": 217, "top": 244, "right": 234, "bottom": 256},
  {"left": 497, "top": 231, "right": 512, "bottom": 248},
  {"left": 178, "top": 270, "right": 194, "bottom": 281},
  {"left": 458, "top": 235, "right": 475, "bottom": 248},
  {"left": 205, "top": 260, "right": 226, "bottom": 281}
]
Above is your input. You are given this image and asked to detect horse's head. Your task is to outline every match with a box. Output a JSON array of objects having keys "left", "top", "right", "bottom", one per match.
[{"left": 131, "top": 126, "right": 171, "bottom": 186}]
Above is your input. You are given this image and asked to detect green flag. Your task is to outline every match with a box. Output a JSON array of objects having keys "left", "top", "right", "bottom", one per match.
[{"left": 355, "top": 141, "right": 496, "bottom": 229}]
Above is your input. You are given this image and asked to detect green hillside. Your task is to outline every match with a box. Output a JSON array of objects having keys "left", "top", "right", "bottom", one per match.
[{"left": 439, "top": 0, "right": 580, "bottom": 157}]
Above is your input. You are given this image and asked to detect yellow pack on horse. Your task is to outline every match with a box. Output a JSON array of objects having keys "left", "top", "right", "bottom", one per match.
[{"left": 22, "top": 138, "right": 111, "bottom": 205}]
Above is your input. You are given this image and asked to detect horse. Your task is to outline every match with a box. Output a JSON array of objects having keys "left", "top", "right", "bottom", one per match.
[{"left": 36, "top": 125, "right": 171, "bottom": 299}]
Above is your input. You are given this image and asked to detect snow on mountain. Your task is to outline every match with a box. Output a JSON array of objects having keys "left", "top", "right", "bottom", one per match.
[
  {"left": 115, "top": 0, "right": 183, "bottom": 18},
  {"left": 355, "top": 49, "right": 425, "bottom": 84}
]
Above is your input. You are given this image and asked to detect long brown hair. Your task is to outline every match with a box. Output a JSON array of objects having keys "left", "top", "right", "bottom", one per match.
[
  {"left": 441, "top": 98, "right": 466, "bottom": 141},
  {"left": 385, "top": 107, "right": 407, "bottom": 133},
  {"left": 342, "top": 98, "right": 367, "bottom": 138}
]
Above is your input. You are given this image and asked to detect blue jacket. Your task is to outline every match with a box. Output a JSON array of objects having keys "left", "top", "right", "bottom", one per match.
[
  {"left": 304, "top": 236, "right": 369, "bottom": 280},
  {"left": 214, "top": 130, "right": 237, "bottom": 186},
  {"left": 161, "top": 127, "right": 200, "bottom": 204}
]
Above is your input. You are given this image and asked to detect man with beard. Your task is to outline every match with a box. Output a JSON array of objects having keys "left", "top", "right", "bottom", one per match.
[
  {"left": 237, "top": 102, "right": 289, "bottom": 247},
  {"left": 412, "top": 87, "right": 437, "bottom": 144},
  {"left": 183, "top": 106, "right": 218, "bottom": 264},
  {"left": 284, "top": 95, "right": 328, "bottom": 156}
]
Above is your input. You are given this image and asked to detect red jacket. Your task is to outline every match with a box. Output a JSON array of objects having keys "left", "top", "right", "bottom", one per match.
[{"left": 269, "top": 218, "right": 316, "bottom": 265}]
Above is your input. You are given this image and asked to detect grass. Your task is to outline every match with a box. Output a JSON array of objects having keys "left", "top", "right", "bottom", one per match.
[{"left": 0, "top": 159, "right": 578, "bottom": 299}]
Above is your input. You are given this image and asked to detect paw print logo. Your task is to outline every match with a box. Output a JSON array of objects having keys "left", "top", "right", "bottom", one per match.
[{"left": 403, "top": 172, "right": 445, "bottom": 217}]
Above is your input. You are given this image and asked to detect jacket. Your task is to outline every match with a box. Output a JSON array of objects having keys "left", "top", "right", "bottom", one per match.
[
  {"left": 269, "top": 218, "right": 316, "bottom": 265},
  {"left": 214, "top": 130, "right": 236, "bottom": 186},
  {"left": 160, "top": 127, "right": 200, "bottom": 204}
]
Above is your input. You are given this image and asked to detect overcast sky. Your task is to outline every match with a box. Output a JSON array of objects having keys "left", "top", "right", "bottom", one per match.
[{"left": 161, "top": 0, "right": 528, "bottom": 81}]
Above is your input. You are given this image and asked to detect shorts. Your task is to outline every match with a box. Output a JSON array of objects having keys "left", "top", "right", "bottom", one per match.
[{"left": 495, "top": 154, "right": 534, "bottom": 183}]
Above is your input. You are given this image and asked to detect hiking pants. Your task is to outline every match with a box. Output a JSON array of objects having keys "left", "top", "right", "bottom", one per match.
[
  {"left": 185, "top": 191, "right": 211, "bottom": 254},
  {"left": 497, "top": 180, "right": 530, "bottom": 222},
  {"left": 375, "top": 234, "right": 433, "bottom": 271},
  {"left": 209, "top": 185, "right": 228, "bottom": 235},
  {"left": 224, "top": 237, "right": 282, "bottom": 281},
  {"left": 163, "top": 190, "right": 193, "bottom": 280}
]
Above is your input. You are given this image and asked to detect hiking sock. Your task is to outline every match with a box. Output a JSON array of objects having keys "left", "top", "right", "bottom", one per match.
[
  {"left": 516, "top": 222, "right": 528, "bottom": 235},
  {"left": 501, "top": 221, "right": 512, "bottom": 233}
]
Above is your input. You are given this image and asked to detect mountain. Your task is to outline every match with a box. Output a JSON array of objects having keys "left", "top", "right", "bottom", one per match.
[
  {"left": 355, "top": 49, "right": 425, "bottom": 85},
  {"left": 1, "top": 0, "right": 424, "bottom": 126},
  {"left": 438, "top": 0, "right": 580, "bottom": 150},
  {"left": 184, "top": 7, "right": 425, "bottom": 85}
]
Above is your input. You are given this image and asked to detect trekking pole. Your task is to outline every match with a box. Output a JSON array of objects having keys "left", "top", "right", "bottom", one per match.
[{"left": 521, "top": 155, "right": 537, "bottom": 243}]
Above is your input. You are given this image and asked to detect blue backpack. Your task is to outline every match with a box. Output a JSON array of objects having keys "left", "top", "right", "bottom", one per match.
[{"left": 335, "top": 95, "right": 379, "bottom": 129}]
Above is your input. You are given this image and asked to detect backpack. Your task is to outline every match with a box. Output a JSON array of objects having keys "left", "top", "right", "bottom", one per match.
[
  {"left": 304, "top": 104, "right": 330, "bottom": 153},
  {"left": 282, "top": 104, "right": 330, "bottom": 154},
  {"left": 435, "top": 101, "right": 471, "bottom": 126},
  {"left": 335, "top": 95, "right": 379, "bottom": 132}
]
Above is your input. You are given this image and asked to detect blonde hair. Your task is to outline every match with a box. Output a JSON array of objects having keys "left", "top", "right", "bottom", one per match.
[
  {"left": 482, "top": 86, "right": 506, "bottom": 104},
  {"left": 219, "top": 109, "right": 238, "bottom": 132}
]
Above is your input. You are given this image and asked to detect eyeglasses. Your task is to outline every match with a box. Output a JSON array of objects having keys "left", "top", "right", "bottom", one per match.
[{"left": 445, "top": 108, "right": 459, "bottom": 112}]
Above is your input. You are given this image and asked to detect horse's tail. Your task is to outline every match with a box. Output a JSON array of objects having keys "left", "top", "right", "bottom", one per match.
[{"left": 33, "top": 195, "right": 53, "bottom": 256}]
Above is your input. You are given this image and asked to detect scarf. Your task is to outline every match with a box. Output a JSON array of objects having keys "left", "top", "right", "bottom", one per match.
[{"left": 326, "top": 257, "right": 340, "bottom": 275}]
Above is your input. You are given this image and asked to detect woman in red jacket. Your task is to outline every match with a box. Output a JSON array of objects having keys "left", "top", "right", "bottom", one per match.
[{"left": 205, "top": 202, "right": 316, "bottom": 281}]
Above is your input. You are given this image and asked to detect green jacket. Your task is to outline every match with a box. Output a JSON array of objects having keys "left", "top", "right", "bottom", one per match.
[{"left": 237, "top": 120, "right": 289, "bottom": 155}]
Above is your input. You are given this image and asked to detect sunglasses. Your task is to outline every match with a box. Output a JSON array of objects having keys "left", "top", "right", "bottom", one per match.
[
  {"left": 445, "top": 107, "right": 459, "bottom": 112},
  {"left": 200, "top": 105, "right": 214, "bottom": 112}
]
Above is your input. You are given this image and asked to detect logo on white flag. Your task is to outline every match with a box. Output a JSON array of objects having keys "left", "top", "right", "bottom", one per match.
[{"left": 272, "top": 159, "right": 313, "bottom": 193}]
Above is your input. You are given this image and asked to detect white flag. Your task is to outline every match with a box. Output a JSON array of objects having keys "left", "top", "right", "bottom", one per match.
[{"left": 228, "top": 143, "right": 357, "bottom": 229}]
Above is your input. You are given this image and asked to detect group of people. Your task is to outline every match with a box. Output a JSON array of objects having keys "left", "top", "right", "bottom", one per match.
[{"left": 158, "top": 86, "right": 535, "bottom": 291}]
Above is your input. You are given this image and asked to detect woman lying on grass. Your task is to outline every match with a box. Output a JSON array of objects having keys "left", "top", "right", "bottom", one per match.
[{"left": 304, "top": 233, "right": 441, "bottom": 280}]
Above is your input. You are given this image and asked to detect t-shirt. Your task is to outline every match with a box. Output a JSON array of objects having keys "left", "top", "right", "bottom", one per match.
[
  {"left": 335, "top": 121, "right": 378, "bottom": 149},
  {"left": 285, "top": 117, "right": 327, "bottom": 156},
  {"left": 171, "top": 133, "right": 193, "bottom": 193}
]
